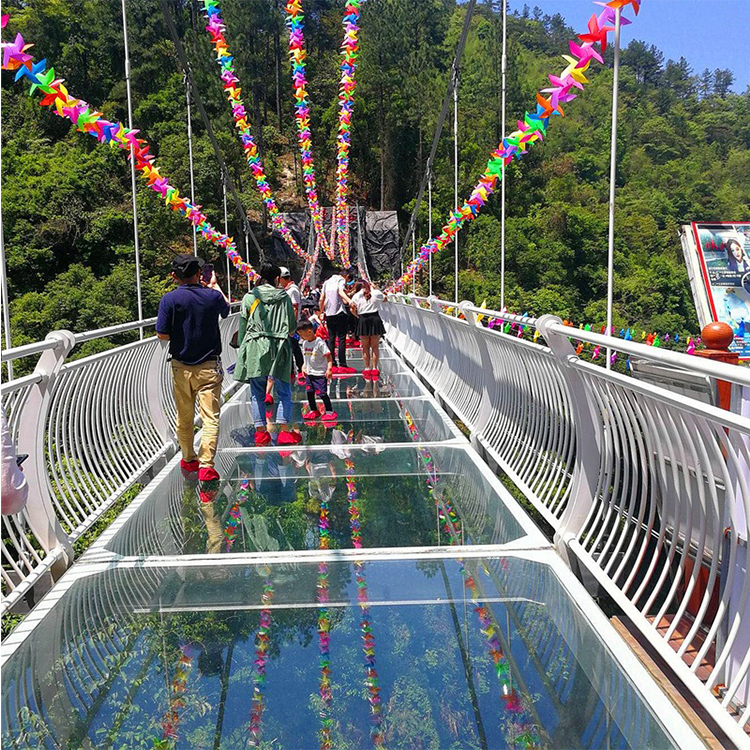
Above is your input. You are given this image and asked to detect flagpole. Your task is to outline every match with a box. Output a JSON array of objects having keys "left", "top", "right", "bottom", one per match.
[
  {"left": 500, "top": 0, "right": 507, "bottom": 311},
  {"left": 0, "top": 222, "right": 13, "bottom": 380},
  {"left": 453, "top": 67, "right": 459, "bottom": 307},
  {"left": 606, "top": 8, "right": 622, "bottom": 369},
  {"left": 428, "top": 172, "right": 433, "bottom": 297},
  {"left": 223, "top": 178, "right": 231, "bottom": 302},
  {"left": 121, "top": 0, "right": 143, "bottom": 337},
  {"left": 186, "top": 77, "right": 198, "bottom": 256}
]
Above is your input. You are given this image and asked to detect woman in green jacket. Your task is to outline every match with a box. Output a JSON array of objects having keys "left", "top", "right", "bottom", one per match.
[{"left": 235, "top": 263, "right": 300, "bottom": 446}]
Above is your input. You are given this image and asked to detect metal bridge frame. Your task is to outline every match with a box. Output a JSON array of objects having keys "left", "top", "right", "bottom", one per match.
[{"left": 384, "top": 293, "right": 750, "bottom": 745}]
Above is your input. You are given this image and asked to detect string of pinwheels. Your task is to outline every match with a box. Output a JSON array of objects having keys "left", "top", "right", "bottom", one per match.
[
  {"left": 200, "top": 0, "right": 313, "bottom": 264},
  {"left": 401, "top": 404, "right": 542, "bottom": 747},
  {"left": 201, "top": 0, "right": 362, "bottom": 269},
  {"left": 284, "top": 0, "right": 334, "bottom": 262},
  {"left": 249, "top": 568, "right": 275, "bottom": 747},
  {"left": 317, "top": 481, "right": 334, "bottom": 749},
  {"left": 0, "top": 17, "right": 260, "bottom": 281},
  {"left": 388, "top": 0, "right": 641, "bottom": 293},
  {"left": 155, "top": 643, "right": 197, "bottom": 749},
  {"left": 344, "top": 453, "right": 385, "bottom": 746}
]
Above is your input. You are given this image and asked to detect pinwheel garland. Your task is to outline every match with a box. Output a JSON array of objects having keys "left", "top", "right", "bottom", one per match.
[
  {"left": 344, "top": 457, "right": 385, "bottom": 745},
  {"left": 284, "top": 0, "right": 334, "bottom": 261},
  {"left": 249, "top": 571, "right": 275, "bottom": 747},
  {"left": 388, "top": 0, "right": 641, "bottom": 293},
  {"left": 200, "top": 0, "right": 312, "bottom": 264},
  {"left": 317, "top": 486, "right": 334, "bottom": 749},
  {"left": 0, "top": 26, "right": 259, "bottom": 281},
  {"left": 334, "top": 0, "right": 362, "bottom": 266},
  {"left": 224, "top": 479, "right": 252, "bottom": 551},
  {"left": 157, "top": 643, "right": 197, "bottom": 747}
]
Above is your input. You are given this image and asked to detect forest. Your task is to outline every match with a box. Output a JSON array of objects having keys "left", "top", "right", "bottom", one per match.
[{"left": 1, "top": 0, "right": 749, "bottom": 353}]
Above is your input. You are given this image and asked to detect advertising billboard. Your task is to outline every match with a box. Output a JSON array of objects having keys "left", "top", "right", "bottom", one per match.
[{"left": 681, "top": 222, "right": 750, "bottom": 358}]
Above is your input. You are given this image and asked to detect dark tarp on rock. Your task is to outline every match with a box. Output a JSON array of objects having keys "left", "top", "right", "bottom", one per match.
[{"left": 270, "top": 208, "right": 399, "bottom": 283}]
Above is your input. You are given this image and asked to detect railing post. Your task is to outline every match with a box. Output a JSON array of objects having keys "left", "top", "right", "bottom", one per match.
[
  {"left": 146, "top": 338, "right": 174, "bottom": 446},
  {"left": 15, "top": 331, "right": 76, "bottom": 571},
  {"left": 696, "top": 321, "right": 738, "bottom": 410},
  {"left": 536, "top": 315, "right": 600, "bottom": 558}
]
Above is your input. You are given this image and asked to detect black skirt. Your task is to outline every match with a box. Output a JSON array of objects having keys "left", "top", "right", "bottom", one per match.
[{"left": 358, "top": 312, "right": 385, "bottom": 337}]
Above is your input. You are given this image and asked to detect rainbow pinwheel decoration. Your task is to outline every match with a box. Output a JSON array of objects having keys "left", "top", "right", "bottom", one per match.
[
  {"left": 1, "top": 25, "right": 259, "bottom": 281},
  {"left": 157, "top": 643, "right": 197, "bottom": 747},
  {"left": 388, "top": 0, "right": 642, "bottom": 293},
  {"left": 284, "top": 0, "right": 335, "bottom": 261},
  {"left": 344, "top": 456, "right": 385, "bottom": 745},
  {"left": 334, "top": 0, "right": 362, "bottom": 266},
  {"left": 200, "top": 0, "right": 313, "bottom": 264},
  {"left": 249, "top": 571, "right": 274, "bottom": 747}
]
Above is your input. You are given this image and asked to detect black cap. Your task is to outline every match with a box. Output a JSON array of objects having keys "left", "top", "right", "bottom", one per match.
[{"left": 171, "top": 254, "right": 204, "bottom": 279}]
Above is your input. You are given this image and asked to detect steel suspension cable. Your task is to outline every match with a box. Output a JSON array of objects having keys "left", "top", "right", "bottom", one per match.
[
  {"left": 159, "top": 0, "right": 265, "bottom": 262},
  {"left": 398, "top": 0, "right": 477, "bottom": 261}
]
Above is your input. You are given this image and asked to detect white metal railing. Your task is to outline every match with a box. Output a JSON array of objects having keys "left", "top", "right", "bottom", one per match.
[
  {"left": 384, "top": 294, "right": 750, "bottom": 745},
  {"left": 1, "top": 312, "right": 240, "bottom": 615}
]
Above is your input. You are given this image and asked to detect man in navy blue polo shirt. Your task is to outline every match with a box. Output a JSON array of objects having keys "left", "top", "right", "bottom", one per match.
[{"left": 156, "top": 254, "right": 230, "bottom": 483}]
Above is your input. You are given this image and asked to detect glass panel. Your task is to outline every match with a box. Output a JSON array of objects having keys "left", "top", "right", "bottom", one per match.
[
  {"left": 1, "top": 558, "right": 682, "bottom": 749},
  {"left": 105, "top": 446, "right": 526, "bottom": 556},
  {"left": 219, "top": 397, "right": 456, "bottom": 448}
]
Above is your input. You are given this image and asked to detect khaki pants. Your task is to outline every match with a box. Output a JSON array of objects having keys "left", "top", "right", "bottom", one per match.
[{"left": 171, "top": 359, "right": 223, "bottom": 468}]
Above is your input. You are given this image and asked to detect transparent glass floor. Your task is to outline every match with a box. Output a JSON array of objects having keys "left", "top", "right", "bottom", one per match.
[
  {"left": 102, "top": 445, "right": 527, "bottom": 557},
  {"left": 0, "top": 344, "right": 702, "bottom": 749},
  {"left": 1, "top": 557, "right": 689, "bottom": 749}
]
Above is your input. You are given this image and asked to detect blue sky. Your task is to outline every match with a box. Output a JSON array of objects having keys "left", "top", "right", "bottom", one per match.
[{"left": 511, "top": 0, "right": 749, "bottom": 92}]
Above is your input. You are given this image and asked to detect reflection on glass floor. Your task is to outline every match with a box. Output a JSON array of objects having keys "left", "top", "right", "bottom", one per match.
[
  {"left": 220, "top": 397, "right": 457, "bottom": 449},
  {"left": 104, "top": 446, "right": 526, "bottom": 557},
  {"left": 1, "top": 558, "right": 683, "bottom": 749}
]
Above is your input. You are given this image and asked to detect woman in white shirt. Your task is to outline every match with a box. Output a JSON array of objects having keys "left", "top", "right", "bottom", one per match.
[{"left": 350, "top": 281, "right": 386, "bottom": 380}]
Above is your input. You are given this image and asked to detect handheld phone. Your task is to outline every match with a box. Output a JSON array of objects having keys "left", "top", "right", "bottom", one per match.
[{"left": 201, "top": 263, "right": 214, "bottom": 284}]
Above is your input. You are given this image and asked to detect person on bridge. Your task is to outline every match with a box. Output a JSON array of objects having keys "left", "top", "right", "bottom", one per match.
[
  {"left": 320, "top": 268, "right": 356, "bottom": 374},
  {"left": 278, "top": 266, "right": 304, "bottom": 376},
  {"left": 234, "top": 262, "right": 301, "bottom": 447},
  {"left": 156, "top": 254, "right": 230, "bottom": 483},
  {"left": 297, "top": 320, "right": 337, "bottom": 422},
  {"left": 350, "top": 280, "right": 385, "bottom": 380}
]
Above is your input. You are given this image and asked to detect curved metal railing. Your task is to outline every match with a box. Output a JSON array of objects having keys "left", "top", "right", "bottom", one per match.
[
  {"left": 1, "top": 312, "right": 240, "bottom": 614},
  {"left": 384, "top": 294, "right": 750, "bottom": 743}
]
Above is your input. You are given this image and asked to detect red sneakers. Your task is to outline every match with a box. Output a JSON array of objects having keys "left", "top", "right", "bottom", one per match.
[
  {"left": 371, "top": 369, "right": 380, "bottom": 380},
  {"left": 180, "top": 459, "right": 199, "bottom": 473},
  {"left": 302, "top": 409, "right": 319, "bottom": 420},
  {"left": 198, "top": 466, "right": 220, "bottom": 482},
  {"left": 264, "top": 393, "right": 274, "bottom": 405},
  {"left": 338, "top": 366, "right": 357, "bottom": 375},
  {"left": 321, "top": 411, "right": 338, "bottom": 422},
  {"left": 254, "top": 429, "right": 272, "bottom": 446},
  {"left": 278, "top": 430, "right": 302, "bottom": 446}
]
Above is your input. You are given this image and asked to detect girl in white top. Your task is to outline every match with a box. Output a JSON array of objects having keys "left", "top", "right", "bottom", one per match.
[{"left": 350, "top": 281, "right": 386, "bottom": 379}]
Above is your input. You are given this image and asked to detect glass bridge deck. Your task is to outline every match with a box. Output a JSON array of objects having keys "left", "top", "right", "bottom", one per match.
[{"left": 0, "top": 346, "right": 703, "bottom": 749}]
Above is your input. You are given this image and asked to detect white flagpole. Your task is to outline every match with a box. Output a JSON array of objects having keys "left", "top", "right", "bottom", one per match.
[
  {"left": 428, "top": 173, "right": 433, "bottom": 297},
  {"left": 0, "top": 222, "right": 13, "bottom": 380},
  {"left": 453, "top": 69, "right": 459, "bottom": 307},
  {"left": 500, "top": 0, "right": 507, "bottom": 311},
  {"left": 186, "top": 78, "right": 198, "bottom": 256},
  {"left": 223, "top": 179, "right": 231, "bottom": 302},
  {"left": 121, "top": 0, "right": 143, "bottom": 337},
  {"left": 606, "top": 8, "right": 622, "bottom": 369}
]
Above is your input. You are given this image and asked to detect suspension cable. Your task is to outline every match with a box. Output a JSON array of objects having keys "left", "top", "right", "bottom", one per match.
[
  {"left": 399, "top": 0, "right": 477, "bottom": 259},
  {"left": 158, "top": 0, "right": 264, "bottom": 262}
]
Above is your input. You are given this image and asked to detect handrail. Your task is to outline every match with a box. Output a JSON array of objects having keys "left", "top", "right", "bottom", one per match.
[
  {"left": 1, "top": 302, "right": 241, "bottom": 363},
  {"left": 384, "top": 293, "right": 750, "bottom": 744},
  {"left": 1, "top": 312, "right": 241, "bottom": 615}
]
